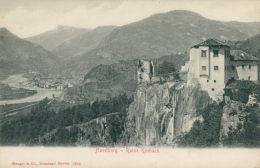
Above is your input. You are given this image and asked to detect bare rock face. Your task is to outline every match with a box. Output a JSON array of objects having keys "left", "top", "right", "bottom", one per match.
[
  {"left": 220, "top": 92, "right": 259, "bottom": 138},
  {"left": 123, "top": 81, "right": 211, "bottom": 146},
  {"left": 75, "top": 113, "right": 122, "bottom": 146},
  {"left": 220, "top": 101, "right": 246, "bottom": 137},
  {"left": 246, "top": 93, "right": 260, "bottom": 107}
]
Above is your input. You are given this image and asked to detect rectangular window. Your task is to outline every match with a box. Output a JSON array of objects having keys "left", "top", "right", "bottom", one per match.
[
  {"left": 225, "top": 50, "right": 230, "bottom": 57},
  {"left": 207, "top": 80, "right": 209, "bottom": 82},
  {"left": 201, "top": 51, "right": 207, "bottom": 57},
  {"left": 242, "top": 65, "right": 244, "bottom": 69},
  {"left": 202, "top": 66, "right": 206, "bottom": 70},
  {"left": 214, "top": 66, "right": 219, "bottom": 70},
  {"left": 213, "top": 50, "right": 219, "bottom": 57},
  {"left": 214, "top": 80, "right": 216, "bottom": 83},
  {"left": 225, "top": 66, "right": 226, "bottom": 71},
  {"left": 248, "top": 76, "right": 251, "bottom": 80},
  {"left": 232, "top": 66, "right": 235, "bottom": 70},
  {"left": 249, "top": 65, "right": 251, "bottom": 69},
  {"left": 212, "top": 88, "right": 214, "bottom": 91}
]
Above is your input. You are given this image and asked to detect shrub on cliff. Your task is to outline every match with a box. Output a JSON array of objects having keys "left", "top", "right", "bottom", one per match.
[
  {"left": 176, "top": 102, "right": 223, "bottom": 147},
  {"left": 107, "top": 114, "right": 124, "bottom": 144},
  {"left": 158, "top": 61, "right": 176, "bottom": 76},
  {"left": 222, "top": 107, "right": 260, "bottom": 147}
]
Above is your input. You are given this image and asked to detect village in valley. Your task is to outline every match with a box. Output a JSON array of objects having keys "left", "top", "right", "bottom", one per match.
[{"left": 24, "top": 71, "right": 78, "bottom": 91}]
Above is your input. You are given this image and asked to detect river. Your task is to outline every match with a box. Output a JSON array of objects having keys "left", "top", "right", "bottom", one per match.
[{"left": 0, "top": 74, "right": 63, "bottom": 105}]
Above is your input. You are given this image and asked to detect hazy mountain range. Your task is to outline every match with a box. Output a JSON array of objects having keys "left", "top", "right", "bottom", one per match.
[
  {"left": 62, "top": 10, "right": 260, "bottom": 76},
  {"left": 52, "top": 26, "right": 117, "bottom": 60},
  {"left": 0, "top": 28, "right": 60, "bottom": 79},
  {"left": 1, "top": 10, "right": 260, "bottom": 78},
  {"left": 229, "top": 34, "right": 260, "bottom": 58},
  {"left": 26, "top": 26, "right": 91, "bottom": 51},
  {"left": 80, "top": 10, "right": 260, "bottom": 62}
]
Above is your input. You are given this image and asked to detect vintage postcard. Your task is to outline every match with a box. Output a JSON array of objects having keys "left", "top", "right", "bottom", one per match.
[{"left": 0, "top": 0, "right": 260, "bottom": 167}]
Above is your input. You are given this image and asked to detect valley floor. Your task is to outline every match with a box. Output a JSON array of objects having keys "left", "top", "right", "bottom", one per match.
[{"left": 0, "top": 74, "right": 62, "bottom": 105}]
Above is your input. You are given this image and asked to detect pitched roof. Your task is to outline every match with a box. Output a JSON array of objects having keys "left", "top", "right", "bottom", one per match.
[
  {"left": 225, "top": 80, "right": 258, "bottom": 90},
  {"left": 192, "top": 38, "right": 229, "bottom": 48},
  {"left": 230, "top": 50, "right": 259, "bottom": 61}
]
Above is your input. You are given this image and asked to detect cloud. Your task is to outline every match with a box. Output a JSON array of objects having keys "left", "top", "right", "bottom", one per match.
[{"left": 0, "top": 7, "right": 60, "bottom": 38}]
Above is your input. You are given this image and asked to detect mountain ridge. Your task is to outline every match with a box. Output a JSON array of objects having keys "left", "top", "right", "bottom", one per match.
[
  {"left": 26, "top": 26, "right": 92, "bottom": 51},
  {"left": 52, "top": 26, "right": 117, "bottom": 59},
  {"left": 0, "top": 27, "right": 61, "bottom": 78},
  {"left": 79, "top": 10, "right": 260, "bottom": 62},
  {"left": 62, "top": 10, "right": 260, "bottom": 76}
]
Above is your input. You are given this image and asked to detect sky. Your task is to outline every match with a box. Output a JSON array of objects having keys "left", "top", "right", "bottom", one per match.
[{"left": 0, "top": 0, "right": 260, "bottom": 38}]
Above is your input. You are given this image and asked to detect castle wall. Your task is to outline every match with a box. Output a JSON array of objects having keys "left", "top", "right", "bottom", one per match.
[
  {"left": 225, "top": 58, "right": 258, "bottom": 82},
  {"left": 198, "top": 46, "right": 210, "bottom": 77},
  {"left": 209, "top": 46, "right": 226, "bottom": 91},
  {"left": 188, "top": 46, "right": 226, "bottom": 100},
  {"left": 224, "top": 49, "right": 234, "bottom": 84},
  {"left": 233, "top": 62, "right": 258, "bottom": 81},
  {"left": 138, "top": 60, "right": 155, "bottom": 84}
]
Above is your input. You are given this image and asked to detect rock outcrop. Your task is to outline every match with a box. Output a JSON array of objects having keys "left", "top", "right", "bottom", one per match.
[
  {"left": 75, "top": 112, "right": 122, "bottom": 146},
  {"left": 122, "top": 80, "right": 212, "bottom": 146},
  {"left": 32, "top": 112, "right": 122, "bottom": 146},
  {"left": 220, "top": 100, "right": 246, "bottom": 137}
]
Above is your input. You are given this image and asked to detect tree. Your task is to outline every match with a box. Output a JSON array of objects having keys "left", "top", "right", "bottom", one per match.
[
  {"left": 176, "top": 102, "right": 223, "bottom": 147},
  {"left": 223, "top": 107, "right": 260, "bottom": 147},
  {"left": 158, "top": 61, "right": 176, "bottom": 76}
]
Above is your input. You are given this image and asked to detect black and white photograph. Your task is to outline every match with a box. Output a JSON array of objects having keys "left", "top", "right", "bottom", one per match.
[{"left": 0, "top": 0, "right": 260, "bottom": 167}]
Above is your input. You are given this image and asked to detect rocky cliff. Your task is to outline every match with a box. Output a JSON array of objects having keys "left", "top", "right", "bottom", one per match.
[
  {"left": 70, "top": 81, "right": 259, "bottom": 147},
  {"left": 122, "top": 80, "right": 212, "bottom": 146},
  {"left": 32, "top": 79, "right": 258, "bottom": 147},
  {"left": 220, "top": 100, "right": 246, "bottom": 137},
  {"left": 76, "top": 112, "right": 121, "bottom": 146},
  {"left": 32, "top": 112, "right": 122, "bottom": 146}
]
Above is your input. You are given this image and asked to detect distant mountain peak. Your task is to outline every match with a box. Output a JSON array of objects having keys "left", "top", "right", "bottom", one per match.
[
  {"left": 26, "top": 26, "right": 92, "bottom": 51},
  {"left": 54, "top": 26, "right": 87, "bottom": 32},
  {"left": 94, "top": 25, "right": 117, "bottom": 30},
  {"left": 0, "top": 27, "right": 60, "bottom": 77},
  {"left": 53, "top": 26, "right": 75, "bottom": 33},
  {"left": 163, "top": 10, "right": 205, "bottom": 19},
  {"left": 168, "top": 10, "right": 203, "bottom": 15},
  {"left": 148, "top": 10, "right": 204, "bottom": 19},
  {"left": 0, "top": 27, "right": 13, "bottom": 36}
]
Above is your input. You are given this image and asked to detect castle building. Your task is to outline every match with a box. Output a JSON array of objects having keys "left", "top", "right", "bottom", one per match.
[
  {"left": 137, "top": 59, "right": 154, "bottom": 84},
  {"left": 185, "top": 38, "right": 259, "bottom": 100}
]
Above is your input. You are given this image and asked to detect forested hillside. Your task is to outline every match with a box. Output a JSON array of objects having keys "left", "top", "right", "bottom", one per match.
[
  {"left": 61, "top": 53, "right": 188, "bottom": 103},
  {"left": 0, "top": 28, "right": 61, "bottom": 78},
  {"left": 0, "top": 94, "right": 133, "bottom": 146}
]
